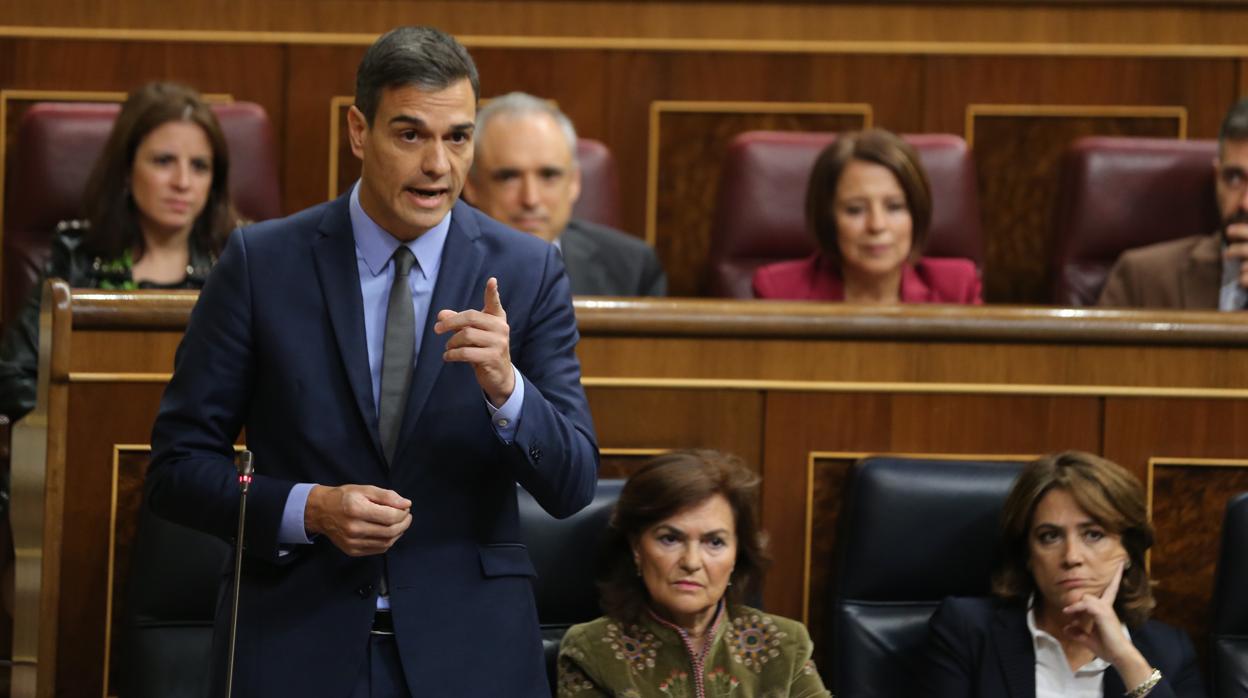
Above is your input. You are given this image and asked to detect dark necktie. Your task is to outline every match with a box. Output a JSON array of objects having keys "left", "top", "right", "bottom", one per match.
[{"left": 378, "top": 246, "right": 416, "bottom": 466}]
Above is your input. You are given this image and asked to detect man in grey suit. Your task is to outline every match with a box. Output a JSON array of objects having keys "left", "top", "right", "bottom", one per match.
[
  {"left": 465, "top": 92, "right": 667, "bottom": 297},
  {"left": 1098, "top": 98, "right": 1248, "bottom": 309}
]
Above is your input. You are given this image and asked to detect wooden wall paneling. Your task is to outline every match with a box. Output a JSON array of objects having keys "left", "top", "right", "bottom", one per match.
[
  {"left": 471, "top": 48, "right": 612, "bottom": 148},
  {"left": 8, "top": 2, "right": 1248, "bottom": 49},
  {"left": 283, "top": 45, "right": 363, "bottom": 213},
  {"left": 761, "top": 392, "right": 892, "bottom": 621},
  {"left": 578, "top": 331, "right": 1248, "bottom": 391},
  {"left": 0, "top": 38, "right": 286, "bottom": 143},
  {"left": 1101, "top": 397, "right": 1248, "bottom": 656},
  {"left": 56, "top": 383, "right": 164, "bottom": 698},
  {"left": 1147, "top": 458, "right": 1248, "bottom": 668},
  {"left": 886, "top": 393, "right": 1102, "bottom": 453},
  {"left": 1239, "top": 58, "right": 1248, "bottom": 100},
  {"left": 584, "top": 387, "right": 765, "bottom": 471}
]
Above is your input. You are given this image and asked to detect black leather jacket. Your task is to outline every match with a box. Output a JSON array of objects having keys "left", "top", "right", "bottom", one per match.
[{"left": 0, "top": 222, "right": 215, "bottom": 421}]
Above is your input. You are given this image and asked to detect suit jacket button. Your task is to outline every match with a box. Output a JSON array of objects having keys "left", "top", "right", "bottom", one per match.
[{"left": 356, "top": 584, "right": 375, "bottom": 598}]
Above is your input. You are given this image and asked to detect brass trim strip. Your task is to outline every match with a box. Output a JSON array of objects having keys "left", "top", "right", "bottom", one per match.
[
  {"left": 5, "top": 26, "right": 1248, "bottom": 58},
  {"left": 800, "top": 450, "right": 1034, "bottom": 624},
  {"left": 599, "top": 447, "right": 668, "bottom": 457},
  {"left": 64, "top": 371, "right": 1248, "bottom": 398},
  {"left": 583, "top": 377, "right": 1248, "bottom": 399},
  {"left": 644, "top": 100, "right": 873, "bottom": 246},
  {"left": 327, "top": 95, "right": 354, "bottom": 200},
  {"left": 68, "top": 373, "right": 172, "bottom": 383},
  {"left": 964, "top": 103, "right": 1188, "bottom": 148}
]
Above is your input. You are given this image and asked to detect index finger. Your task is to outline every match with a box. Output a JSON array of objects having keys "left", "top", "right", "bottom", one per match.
[
  {"left": 483, "top": 277, "right": 505, "bottom": 318},
  {"left": 1100, "top": 558, "right": 1125, "bottom": 604}
]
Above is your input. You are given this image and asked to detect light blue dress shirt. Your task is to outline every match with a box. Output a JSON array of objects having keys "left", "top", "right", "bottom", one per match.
[
  {"left": 278, "top": 183, "right": 525, "bottom": 557},
  {"left": 1219, "top": 248, "right": 1247, "bottom": 310}
]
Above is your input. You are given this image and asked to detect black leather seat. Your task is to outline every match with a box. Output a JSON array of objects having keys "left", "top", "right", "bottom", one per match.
[
  {"left": 118, "top": 496, "right": 231, "bottom": 698},
  {"left": 518, "top": 478, "right": 624, "bottom": 692},
  {"left": 826, "top": 456, "right": 1025, "bottom": 697},
  {"left": 1211, "top": 492, "right": 1248, "bottom": 698}
]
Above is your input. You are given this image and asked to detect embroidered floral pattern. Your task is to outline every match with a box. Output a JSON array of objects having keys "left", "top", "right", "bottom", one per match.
[
  {"left": 802, "top": 659, "right": 818, "bottom": 676},
  {"left": 602, "top": 622, "right": 661, "bottom": 673},
  {"left": 705, "top": 666, "right": 741, "bottom": 694},
  {"left": 556, "top": 664, "right": 596, "bottom": 695},
  {"left": 657, "top": 669, "right": 690, "bottom": 695},
  {"left": 726, "top": 613, "right": 785, "bottom": 671}
]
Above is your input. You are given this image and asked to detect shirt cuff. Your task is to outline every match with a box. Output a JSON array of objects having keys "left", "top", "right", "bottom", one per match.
[
  {"left": 277, "top": 482, "right": 316, "bottom": 546},
  {"left": 486, "top": 365, "right": 524, "bottom": 442}
]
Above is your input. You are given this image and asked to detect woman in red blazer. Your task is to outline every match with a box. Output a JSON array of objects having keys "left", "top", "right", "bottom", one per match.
[{"left": 752, "top": 128, "right": 982, "bottom": 304}]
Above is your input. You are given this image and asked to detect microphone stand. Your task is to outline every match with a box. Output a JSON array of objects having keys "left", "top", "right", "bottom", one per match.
[{"left": 225, "top": 449, "right": 254, "bottom": 698}]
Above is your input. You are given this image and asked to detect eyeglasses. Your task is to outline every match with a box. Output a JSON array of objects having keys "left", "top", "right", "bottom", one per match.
[{"left": 1219, "top": 165, "right": 1248, "bottom": 191}]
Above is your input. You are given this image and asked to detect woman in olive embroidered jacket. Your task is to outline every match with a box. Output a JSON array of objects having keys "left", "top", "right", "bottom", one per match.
[{"left": 557, "top": 450, "right": 832, "bottom": 698}]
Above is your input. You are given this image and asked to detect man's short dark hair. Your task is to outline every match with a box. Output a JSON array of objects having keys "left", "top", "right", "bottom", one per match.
[
  {"left": 355, "top": 26, "right": 480, "bottom": 125},
  {"left": 1219, "top": 97, "right": 1248, "bottom": 153}
]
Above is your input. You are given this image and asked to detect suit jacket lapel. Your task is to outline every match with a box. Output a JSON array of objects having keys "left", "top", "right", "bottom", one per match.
[
  {"left": 993, "top": 606, "right": 1036, "bottom": 698},
  {"left": 1182, "top": 232, "right": 1222, "bottom": 309},
  {"left": 396, "top": 201, "right": 485, "bottom": 453},
  {"left": 311, "top": 196, "right": 386, "bottom": 463}
]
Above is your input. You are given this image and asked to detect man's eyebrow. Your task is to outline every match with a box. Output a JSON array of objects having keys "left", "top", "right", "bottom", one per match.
[{"left": 388, "top": 114, "right": 428, "bottom": 128}]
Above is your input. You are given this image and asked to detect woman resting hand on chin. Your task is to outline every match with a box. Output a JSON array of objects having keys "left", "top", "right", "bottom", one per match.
[
  {"left": 557, "top": 450, "right": 831, "bottom": 697},
  {"left": 752, "top": 128, "right": 981, "bottom": 304},
  {"left": 920, "top": 451, "right": 1205, "bottom": 698}
]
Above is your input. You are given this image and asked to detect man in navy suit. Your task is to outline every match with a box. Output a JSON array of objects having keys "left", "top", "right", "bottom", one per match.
[{"left": 146, "top": 26, "right": 598, "bottom": 697}]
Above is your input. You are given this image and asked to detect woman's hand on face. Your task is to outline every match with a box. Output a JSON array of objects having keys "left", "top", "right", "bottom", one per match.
[{"left": 1061, "top": 560, "right": 1153, "bottom": 686}]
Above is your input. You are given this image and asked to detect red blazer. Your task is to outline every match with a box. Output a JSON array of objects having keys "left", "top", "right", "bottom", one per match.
[{"left": 752, "top": 252, "right": 982, "bottom": 304}]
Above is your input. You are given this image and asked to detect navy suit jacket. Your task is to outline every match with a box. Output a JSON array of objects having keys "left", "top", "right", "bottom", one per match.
[
  {"left": 147, "top": 196, "right": 599, "bottom": 697},
  {"left": 920, "top": 597, "right": 1206, "bottom": 698}
]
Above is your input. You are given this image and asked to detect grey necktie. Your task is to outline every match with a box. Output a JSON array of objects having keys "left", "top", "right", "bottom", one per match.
[{"left": 378, "top": 246, "right": 417, "bottom": 466}]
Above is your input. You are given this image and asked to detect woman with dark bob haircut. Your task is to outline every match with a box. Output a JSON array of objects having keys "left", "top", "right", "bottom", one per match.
[
  {"left": 557, "top": 450, "right": 830, "bottom": 697},
  {"left": 752, "top": 128, "right": 981, "bottom": 304},
  {"left": 920, "top": 451, "right": 1205, "bottom": 698},
  {"left": 0, "top": 81, "right": 238, "bottom": 422}
]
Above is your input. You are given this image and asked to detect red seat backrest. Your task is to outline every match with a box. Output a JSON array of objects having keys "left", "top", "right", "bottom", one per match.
[
  {"left": 1050, "top": 136, "right": 1220, "bottom": 306},
  {"left": 571, "top": 138, "right": 622, "bottom": 231}
]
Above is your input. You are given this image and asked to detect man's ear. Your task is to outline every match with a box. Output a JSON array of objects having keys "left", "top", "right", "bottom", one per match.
[{"left": 346, "top": 105, "right": 369, "bottom": 160}]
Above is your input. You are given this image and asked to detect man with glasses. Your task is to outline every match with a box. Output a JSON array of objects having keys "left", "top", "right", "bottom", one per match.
[{"left": 1098, "top": 98, "right": 1248, "bottom": 309}]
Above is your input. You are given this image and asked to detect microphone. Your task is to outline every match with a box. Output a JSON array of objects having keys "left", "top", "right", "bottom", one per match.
[{"left": 225, "top": 449, "right": 254, "bottom": 698}]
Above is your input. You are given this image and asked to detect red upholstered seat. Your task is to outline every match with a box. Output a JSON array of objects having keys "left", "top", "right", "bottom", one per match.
[
  {"left": 1050, "top": 136, "right": 1220, "bottom": 306},
  {"left": 2, "top": 101, "right": 282, "bottom": 326},
  {"left": 571, "top": 138, "right": 622, "bottom": 231},
  {"left": 706, "top": 131, "right": 983, "bottom": 299}
]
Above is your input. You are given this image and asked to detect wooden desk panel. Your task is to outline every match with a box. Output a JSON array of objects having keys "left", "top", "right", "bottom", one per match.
[{"left": 11, "top": 290, "right": 1248, "bottom": 696}]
